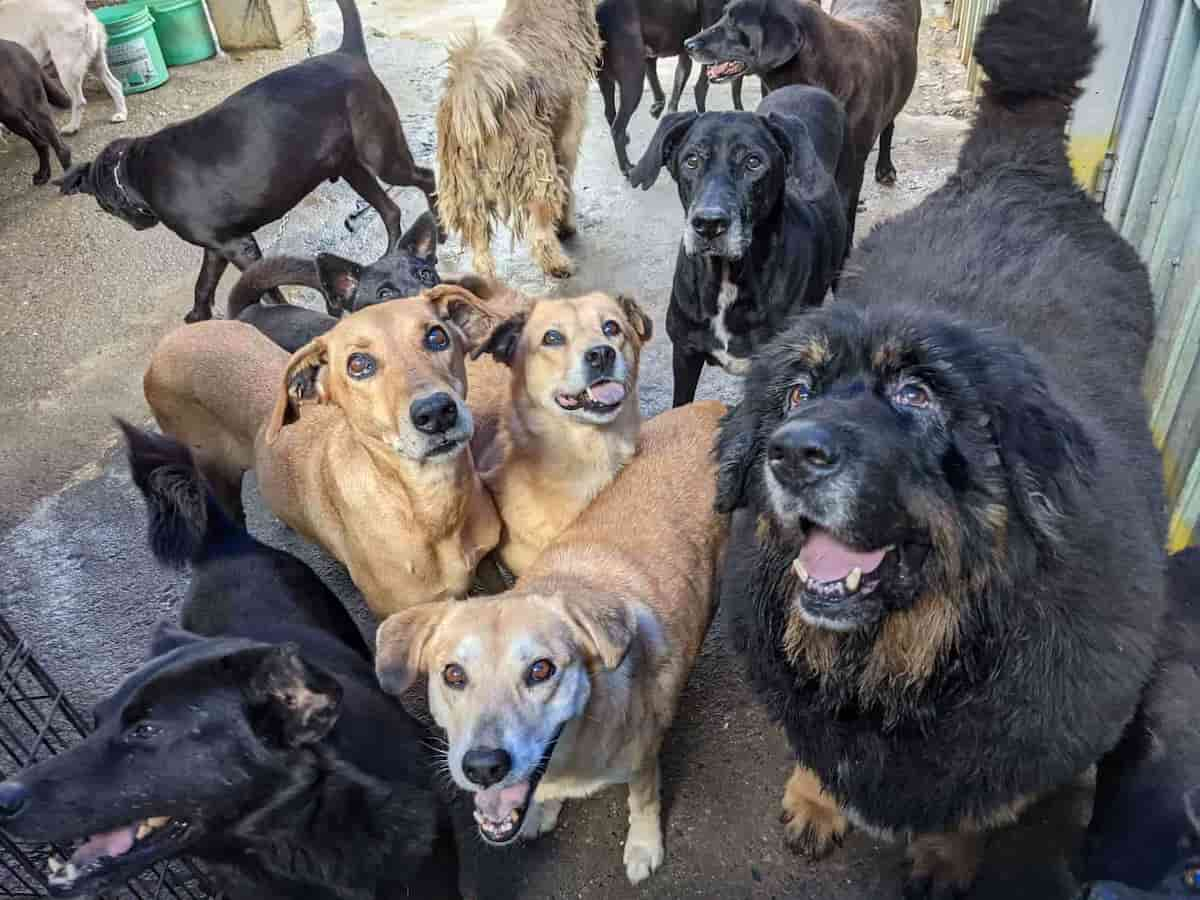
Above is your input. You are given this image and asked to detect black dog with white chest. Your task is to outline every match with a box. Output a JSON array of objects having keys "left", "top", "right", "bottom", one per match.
[
  {"left": 629, "top": 85, "right": 847, "bottom": 406},
  {"left": 0, "top": 424, "right": 461, "bottom": 900},
  {"left": 55, "top": 0, "right": 437, "bottom": 324}
]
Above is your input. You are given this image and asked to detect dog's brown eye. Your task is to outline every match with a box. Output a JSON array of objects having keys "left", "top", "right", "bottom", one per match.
[
  {"left": 425, "top": 326, "right": 450, "bottom": 352},
  {"left": 443, "top": 664, "right": 467, "bottom": 689},
  {"left": 895, "top": 382, "right": 932, "bottom": 409},
  {"left": 786, "top": 380, "right": 812, "bottom": 409},
  {"left": 347, "top": 352, "right": 376, "bottom": 379},
  {"left": 602, "top": 319, "right": 621, "bottom": 338},
  {"left": 527, "top": 659, "right": 556, "bottom": 684},
  {"left": 127, "top": 722, "right": 160, "bottom": 741},
  {"left": 745, "top": 154, "right": 763, "bottom": 171},
  {"left": 542, "top": 330, "right": 565, "bottom": 347},
  {"left": 684, "top": 153, "right": 700, "bottom": 170}
]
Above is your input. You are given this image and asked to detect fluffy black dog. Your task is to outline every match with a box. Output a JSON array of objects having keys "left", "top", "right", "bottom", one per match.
[
  {"left": 629, "top": 85, "right": 847, "bottom": 406},
  {"left": 712, "top": 2, "right": 1166, "bottom": 897},
  {"left": 55, "top": 0, "right": 437, "bottom": 324},
  {"left": 0, "top": 424, "right": 461, "bottom": 900}
]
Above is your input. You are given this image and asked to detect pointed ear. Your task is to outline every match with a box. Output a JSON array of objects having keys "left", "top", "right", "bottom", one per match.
[
  {"left": 470, "top": 312, "right": 527, "bottom": 366},
  {"left": 243, "top": 645, "right": 342, "bottom": 747},
  {"left": 714, "top": 400, "right": 759, "bottom": 513},
  {"left": 425, "top": 283, "right": 502, "bottom": 350},
  {"left": 265, "top": 337, "right": 329, "bottom": 444},
  {"left": 616, "top": 294, "right": 653, "bottom": 344},
  {"left": 55, "top": 162, "right": 94, "bottom": 195},
  {"left": 628, "top": 111, "right": 699, "bottom": 189},
  {"left": 375, "top": 602, "right": 450, "bottom": 697},
  {"left": 553, "top": 596, "right": 637, "bottom": 673},
  {"left": 394, "top": 211, "right": 439, "bottom": 261},
  {"left": 316, "top": 254, "right": 364, "bottom": 316}
]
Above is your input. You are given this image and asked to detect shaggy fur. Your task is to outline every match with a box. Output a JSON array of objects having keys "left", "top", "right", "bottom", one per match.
[
  {"left": 712, "top": 1, "right": 1167, "bottom": 896},
  {"left": 436, "top": 0, "right": 601, "bottom": 279}
]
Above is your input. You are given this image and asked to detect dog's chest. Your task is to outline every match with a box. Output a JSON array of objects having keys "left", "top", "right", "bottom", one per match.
[{"left": 709, "top": 271, "right": 752, "bottom": 376}]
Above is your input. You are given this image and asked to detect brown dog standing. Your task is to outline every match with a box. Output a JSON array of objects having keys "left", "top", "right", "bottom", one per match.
[
  {"left": 144, "top": 286, "right": 502, "bottom": 617},
  {"left": 376, "top": 401, "right": 727, "bottom": 884},
  {"left": 467, "top": 293, "right": 653, "bottom": 576}
]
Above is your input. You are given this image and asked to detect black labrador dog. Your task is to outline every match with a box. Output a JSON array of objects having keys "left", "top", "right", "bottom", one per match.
[
  {"left": 0, "top": 38, "right": 71, "bottom": 185},
  {"left": 597, "top": 0, "right": 748, "bottom": 174},
  {"left": 55, "top": 0, "right": 437, "bottom": 324},
  {"left": 0, "top": 424, "right": 461, "bottom": 900},
  {"left": 629, "top": 85, "right": 847, "bottom": 406},
  {"left": 230, "top": 212, "right": 441, "bottom": 352}
]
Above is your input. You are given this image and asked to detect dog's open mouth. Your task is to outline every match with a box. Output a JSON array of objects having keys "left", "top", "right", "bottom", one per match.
[
  {"left": 425, "top": 437, "right": 465, "bottom": 458},
  {"left": 46, "top": 816, "right": 189, "bottom": 894},
  {"left": 707, "top": 60, "right": 748, "bottom": 83},
  {"left": 556, "top": 380, "right": 626, "bottom": 415},
  {"left": 471, "top": 728, "right": 563, "bottom": 847},
  {"left": 792, "top": 528, "right": 894, "bottom": 600}
]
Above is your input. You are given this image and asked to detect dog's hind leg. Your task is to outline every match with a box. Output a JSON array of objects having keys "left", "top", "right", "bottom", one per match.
[
  {"left": 624, "top": 759, "right": 665, "bottom": 884},
  {"left": 555, "top": 103, "right": 586, "bottom": 239},
  {"left": 356, "top": 92, "right": 442, "bottom": 239},
  {"left": 7, "top": 117, "right": 54, "bottom": 186},
  {"left": 646, "top": 58, "right": 667, "bottom": 118},
  {"left": 694, "top": 65, "right": 710, "bottom": 113},
  {"left": 605, "top": 34, "right": 646, "bottom": 173},
  {"left": 731, "top": 75, "right": 744, "bottom": 111},
  {"left": 89, "top": 42, "right": 128, "bottom": 123},
  {"left": 875, "top": 120, "right": 897, "bottom": 185},
  {"left": 47, "top": 34, "right": 90, "bottom": 135},
  {"left": 667, "top": 54, "right": 692, "bottom": 114},
  {"left": 528, "top": 200, "right": 574, "bottom": 279},
  {"left": 342, "top": 160, "right": 404, "bottom": 249}
]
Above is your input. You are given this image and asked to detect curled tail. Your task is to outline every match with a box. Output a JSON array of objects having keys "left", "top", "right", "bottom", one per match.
[
  {"left": 227, "top": 256, "right": 321, "bottom": 319},
  {"left": 40, "top": 72, "right": 70, "bottom": 110},
  {"left": 334, "top": 0, "right": 367, "bottom": 56},
  {"left": 118, "top": 420, "right": 236, "bottom": 568}
]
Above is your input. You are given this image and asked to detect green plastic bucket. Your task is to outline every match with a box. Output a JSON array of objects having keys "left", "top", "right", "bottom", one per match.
[
  {"left": 148, "top": 0, "right": 217, "bottom": 66},
  {"left": 95, "top": 4, "right": 169, "bottom": 94}
]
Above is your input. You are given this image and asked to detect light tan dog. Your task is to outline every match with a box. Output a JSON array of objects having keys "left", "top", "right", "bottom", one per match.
[
  {"left": 144, "top": 286, "right": 503, "bottom": 617},
  {"left": 435, "top": 0, "right": 601, "bottom": 279},
  {"left": 467, "top": 292, "right": 653, "bottom": 576},
  {"left": 376, "top": 401, "right": 727, "bottom": 884}
]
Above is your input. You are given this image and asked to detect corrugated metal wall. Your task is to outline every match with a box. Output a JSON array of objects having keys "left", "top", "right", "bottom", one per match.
[{"left": 950, "top": 0, "right": 1200, "bottom": 551}]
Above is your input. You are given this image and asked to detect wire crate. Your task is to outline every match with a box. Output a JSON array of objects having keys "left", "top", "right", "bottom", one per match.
[{"left": 0, "top": 615, "right": 214, "bottom": 900}]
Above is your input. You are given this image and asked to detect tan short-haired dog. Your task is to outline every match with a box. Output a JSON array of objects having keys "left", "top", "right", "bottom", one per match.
[
  {"left": 376, "top": 401, "right": 727, "bottom": 884},
  {"left": 144, "top": 286, "right": 502, "bottom": 617},
  {"left": 467, "top": 292, "right": 653, "bottom": 575}
]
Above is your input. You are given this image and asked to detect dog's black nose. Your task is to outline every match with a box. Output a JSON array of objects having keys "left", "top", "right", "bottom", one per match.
[
  {"left": 0, "top": 782, "right": 29, "bottom": 819},
  {"left": 691, "top": 208, "right": 730, "bottom": 239},
  {"left": 768, "top": 422, "right": 841, "bottom": 481},
  {"left": 462, "top": 748, "right": 512, "bottom": 788},
  {"left": 410, "top": 393, "right": 459, "bottom": 435},
  {"left": 584, "top": 345, "right": 616, "bottom": 374},
  {"left": 683, "top": 37, "right": 699, "bottom": 53}
]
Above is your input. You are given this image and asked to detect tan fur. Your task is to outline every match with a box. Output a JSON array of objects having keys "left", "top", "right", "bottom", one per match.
[
  {"left": 143, "top": 291, "right": 504, "bottom": 618},
  {"left": 376, "top": 402, "right": 728, "bottom": 883},
  {"left": 905, "top": 831, "right": 985, "bottom": 893},
  {"left": 467, "top": 292, "right": 653, "bottom": 575},
  {"left": 780, "top": 764, "right": 851, "bottom": 858},
  {"left": 435, "top": 0, "right": 601, "bottom": 279}
]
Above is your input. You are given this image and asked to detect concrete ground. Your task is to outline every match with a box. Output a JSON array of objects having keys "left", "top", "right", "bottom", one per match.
[{"left": 0, "top": 2, "right": 1088, "bottom": 898}]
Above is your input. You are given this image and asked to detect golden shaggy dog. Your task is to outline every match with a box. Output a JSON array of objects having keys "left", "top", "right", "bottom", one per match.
[{"left": 436, "top": 0, "right": 601, "bottom": 280}]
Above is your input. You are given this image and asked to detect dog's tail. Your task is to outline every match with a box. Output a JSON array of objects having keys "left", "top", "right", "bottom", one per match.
[
  {"left": 226, "top": 256, "right": 321, "bottom": 320},
  {"left": 439, "top": 28, "right": 528, "bottom": 149},
  {"left": 118, "top": 420, "right": 238, "bottom": 568},
  {"left": 40, "top": 71, "right": 70, "bottom": 110},
  {"left": 334, "top": 0, "right": 367, "bottom": 57}
]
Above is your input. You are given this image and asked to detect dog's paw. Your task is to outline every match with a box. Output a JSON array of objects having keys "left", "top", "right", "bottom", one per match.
[
  {"left": 903, "top": 833, "right": 981, "bottom": 900},
  {"left": 780, "top": 766, "right": 850, "bottom": 860},
  {"left": 61, "top": 123, "right": 80, "bottom": 136},
  {"left": 875, "top": 165, "right": 897, "bottom": 186},
  {"left": 521, "top": 799, "right": 563, "bottom": 838},
  {"left": 33, "top": 170, "right": 51, "bottom": 186},
  {"left": 649, "top": 100, "right": 665, "bottom": 119},
  {"left": 556, "top": 222, "right": 577, "bottom": 241},
  {"left": 183, "top": 307, "right": 213, "bottom": 324},
  {"left": 623, "top": 823, "right": 664, "bottom": 884},
  {"left": 110, "top": 112, "right": 128, "bottom": 124}
]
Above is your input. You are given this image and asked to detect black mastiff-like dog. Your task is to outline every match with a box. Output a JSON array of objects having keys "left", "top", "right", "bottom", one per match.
[
  {"left": 629, "top": 85, "right": 847, "bottom": 406},
  {"left": 55, "top": 0, "right": 436, "bottom": 324},
  {"left": 712, "top": 2, "right": 1167, "bottom": 897},
  {"left": 0, "top": 425, "right": 460, "bottom": 900}
]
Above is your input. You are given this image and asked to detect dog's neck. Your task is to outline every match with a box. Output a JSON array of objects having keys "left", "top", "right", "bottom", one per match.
[{"left": 109, "top": 144, "right": 155, "bottom": 219}]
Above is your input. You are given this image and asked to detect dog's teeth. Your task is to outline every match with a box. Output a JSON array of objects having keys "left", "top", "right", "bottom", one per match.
[
  {"left": 510, "top": 809, "right": 520, "bottom": 823},
  {"left": 845, "top": 568, "right": 862, "bottom": 592},
  {"left": 136, "top": 823, "right": 151, "bottom": 841},
  {"left": 792, "top": 559, "right": 809, "bottom": 581}
]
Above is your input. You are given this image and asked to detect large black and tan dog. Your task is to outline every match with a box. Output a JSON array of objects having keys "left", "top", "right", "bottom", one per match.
[
  {"left": 0, "top": 425, "right": 460, "bottom": 900},
  {"left": 630, "top": 85, "right": 847, "bottom": 406},
  {"left": 712, "top": 2, "right": 1167, "bottom": 897},
  {"left": 55, "top": 0, "right": 436, "bottom": 324}
]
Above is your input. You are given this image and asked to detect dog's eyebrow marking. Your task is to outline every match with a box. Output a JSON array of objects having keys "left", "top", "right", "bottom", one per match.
[{"left": 453, "top": 635, "right": 484, "bottom": 663}]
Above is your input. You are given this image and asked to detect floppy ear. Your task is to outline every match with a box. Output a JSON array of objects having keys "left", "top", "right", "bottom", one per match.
[
  {"left": 393, "top": 211, "right": 439, "bottom": 261},
  {"left": 55, "top": 162, "right": 94, "bottom": 195},
  {"left": 316, "top": 253, "right": 364, "bottom": 317},
  {"left": 764, "top": 112, "right": 801, "bottom": 170},
  {"left": 425, "top": 283, "right": 502, "bottom": 350},
  {"left": 471, "top": 312, "right": 527, "bottom": 366},
  {"left": 265, "top": 337, "right": 329, "bottom": 444},
  {"left": 440, "top": 271, "right": 495, "bottom": 300},
  {"left": 241, "top": 644, "right": 342, "bottom": 747},
  {"left": 555, "top": 596, "right": 637, "bottom": 673},
  {"left": 375, "top": 602, "right": 449, "bottom": 697},
  {"left": 757, "top": 2, "right": 807, "bottom": 71},
  {"left": 714, "top": 400, "right": 759, "bottom": 513},
  {"left": 628, "top": 111, "right": 699, "bottom": 190},
  {"left": 617, "top": 295, "right": 653, "bottom": 344}
]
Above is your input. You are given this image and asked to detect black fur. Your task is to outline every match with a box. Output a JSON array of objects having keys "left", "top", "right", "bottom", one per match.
[
  {"left": 0, "top": 38, "right": 71, "bottom": 185},
  {"left": 0, "top": 423, "right": 461, "bottom": 900},
  {"left": 714, "top": 1, "right": 1166, "bottom": 895}
]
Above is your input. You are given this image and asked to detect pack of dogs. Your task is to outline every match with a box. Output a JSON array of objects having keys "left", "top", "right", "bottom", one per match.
[{"left": 0, "top": 0, "right": 1196, "bottom": 898}]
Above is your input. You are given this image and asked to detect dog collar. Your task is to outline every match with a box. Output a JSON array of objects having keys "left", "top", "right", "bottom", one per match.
[{"left": 111, "top": 149, "right": 156, "bottom": 219}]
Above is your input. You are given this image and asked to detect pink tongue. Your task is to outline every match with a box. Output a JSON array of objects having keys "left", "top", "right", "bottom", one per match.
[
  {"left": 587, "top": 381, "right": 626, "bottom": 406},
  {"left": 797, "top": 529, "right": 889, "bottom": 583},
  {"left": 474, "top": 781, "right": 531, "bottom": 820},
  {"left": 72, "top": 826, "right": 135, "bottom": 864}
]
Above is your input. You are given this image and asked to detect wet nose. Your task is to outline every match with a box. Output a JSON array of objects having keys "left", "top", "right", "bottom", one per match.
[
  {"left": 768, "top": 422, "right": 842, "bottom": 482},
  {"left": 0, "top": 782, "right": 29, "bottom": 819},
  {"left": 462, "top": 747, "right": 512, "bottom": 788},
  {"left": 584, "top": 345, "right": 616, "bottom": 374},
  {"left": 691, "top": 207, "right": 730, "bottom": 239},
  {"left": 410, "top": 393, "right": 459, "bottom": 435}
]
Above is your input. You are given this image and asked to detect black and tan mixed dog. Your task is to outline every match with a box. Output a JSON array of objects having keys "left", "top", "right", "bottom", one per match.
[
  {"left": 55, "top": 0, "right": 437, "bottom": 324},
  {"left": 629, "top": 85, "right": 848, "bottom": 406},
  {"left": 0, "top": 424, "right": 461, "bottom": 900}
]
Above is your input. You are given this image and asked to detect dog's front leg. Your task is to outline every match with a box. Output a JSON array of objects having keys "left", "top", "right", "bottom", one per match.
[
  {"left": 779, "top": 763, "right": 850, "bottom": 859},
  {"left": 624, "top": 759, "right": 664, "bottom": 884},
  {"left": 671, "top": 343, "right": 705, "bottom": 407},
  {"left": 187, "top": 250, "right": 229, "bottom": 323}
]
